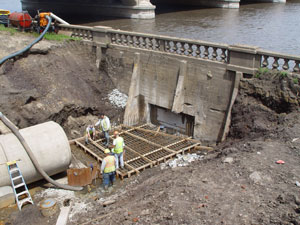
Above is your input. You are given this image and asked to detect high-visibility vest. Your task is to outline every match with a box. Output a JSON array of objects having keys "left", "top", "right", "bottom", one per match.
[
  {"left": 103, "top": 155, "right": 116, "bottom": 173},
  {"left": 86, "top": 127, "right": 94, "bottom": 134},
  {"left": 102, "top": 116, "right": 109, "bottom": 131},
  {"left": 114, "top": 137, "right": 124, "bottom": 154}
]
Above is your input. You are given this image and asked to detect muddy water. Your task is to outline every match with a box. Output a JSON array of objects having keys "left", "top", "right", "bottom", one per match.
[{"left": 80, "top": 1, "right": 300, "bottom": 55}]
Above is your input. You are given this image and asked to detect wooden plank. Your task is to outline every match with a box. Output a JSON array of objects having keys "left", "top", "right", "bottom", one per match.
[{"left": 194, "top": 146, "right": 214, "bottom": 151}]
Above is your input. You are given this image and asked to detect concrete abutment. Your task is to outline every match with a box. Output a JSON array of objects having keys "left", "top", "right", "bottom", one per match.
[{"left": 66, "top": 24, "right": 299, "bottom": 144}]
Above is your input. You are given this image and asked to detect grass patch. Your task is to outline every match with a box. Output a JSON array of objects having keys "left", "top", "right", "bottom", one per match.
[
  {"left": 255, "top": 67, "right": 269, "bottom": 78},
  {"left": 280, "top": 71, "right": 288, "bottom": 78},
  {"left": 293, "top": 77, "right": 299, "bottom": 84},
  {"left": 0, "top": 24, "right": 81, "bottom": 41},
  {"left": 0, "top": 24, "right": 17, "bottom": 35},
  {"left": 33, "top": 32, "right": 82, "bottom": 41}
]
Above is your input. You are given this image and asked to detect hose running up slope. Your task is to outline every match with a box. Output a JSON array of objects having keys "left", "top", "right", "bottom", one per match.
[{"left": 0, "top": 15, "right": 52, "bottom": 66}]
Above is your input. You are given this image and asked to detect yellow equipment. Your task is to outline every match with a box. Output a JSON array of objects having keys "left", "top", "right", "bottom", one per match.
[
  {"left": 38, "top": 12, "right": 51, "bottom": 27},
  {"left": 0, "top": 9, "right": 10, "bottom": 15}
]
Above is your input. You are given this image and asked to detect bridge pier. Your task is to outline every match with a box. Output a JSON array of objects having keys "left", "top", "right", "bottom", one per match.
[{"left": 21, "top": 0, "right": 156, "bottom": 20}]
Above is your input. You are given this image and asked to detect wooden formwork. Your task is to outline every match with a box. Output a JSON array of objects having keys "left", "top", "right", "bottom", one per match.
[{"left": 70, "top": 124, "right": 209, "bottom": 179}]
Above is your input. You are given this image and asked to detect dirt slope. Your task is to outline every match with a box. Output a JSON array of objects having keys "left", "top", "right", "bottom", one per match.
[{"left": 0, "top": 31, "right": 124, "bottom": 138}]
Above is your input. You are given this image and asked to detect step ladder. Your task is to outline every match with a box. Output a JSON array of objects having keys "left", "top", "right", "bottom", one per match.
[{"left": 7, "top": 160, "right": 34, "bottom": 210}]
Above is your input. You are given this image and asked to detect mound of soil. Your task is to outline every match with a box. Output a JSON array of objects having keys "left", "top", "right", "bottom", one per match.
[{"left": 0, "top": 31, "right": 124, "bottom": 138}]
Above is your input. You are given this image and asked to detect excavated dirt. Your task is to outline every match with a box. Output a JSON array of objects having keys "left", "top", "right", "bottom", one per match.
[
  {"left": 1, "top": 30, "right": 300, "bottom": 225},
  {"left": 0, "top": 31, "right": 124, "bottom": 139}
]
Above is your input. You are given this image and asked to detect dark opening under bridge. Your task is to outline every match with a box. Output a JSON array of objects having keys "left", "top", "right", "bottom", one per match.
[{"left": 21, "top": 0, "right": 286, "bottom": 19}]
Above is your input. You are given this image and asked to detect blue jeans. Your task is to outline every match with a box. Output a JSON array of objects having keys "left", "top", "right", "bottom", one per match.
[
  {"left": 114, "top": 152, "right": 124, "bottom": 169},
  {"left": 102, "top": 171, "right": 115, "bottom": 187},
  {"left": 102, "top": 131, "right": 109, "bottom": 146}
]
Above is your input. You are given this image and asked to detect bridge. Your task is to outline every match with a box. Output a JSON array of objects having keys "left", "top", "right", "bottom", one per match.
[{"left": 21, "top": 0, "right": 286, "bottom": 19}]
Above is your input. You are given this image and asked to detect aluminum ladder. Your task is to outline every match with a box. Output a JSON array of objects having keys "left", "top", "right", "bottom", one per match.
[{"left": 7, "top": 160, "right": 34, "bottom": 210}]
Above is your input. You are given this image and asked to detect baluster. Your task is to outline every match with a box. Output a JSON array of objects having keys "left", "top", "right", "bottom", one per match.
[
  {"left": 293, "top": 61, "right": 300, "bottom": 73},
  {"left": 111, "top": 34, "right": 116, "bottom": 43},
  {"left": 140, "top": 37, "right": 145, "bottom": 48},
  {"left": 153, "top": 38, "right": 158, "bottom": 50},
  {"left": 135, "top": 36, "right": 140, "bottom": 47},
  {"left": 212, "top": 47, "right": 217, "bottom": 61},
  {"left": 195, "top": 45, "right": 200, "bottom": 58},
  {"left": 173, "top": 41, "right": 178, "bottom": 54},
  {"left": 127, "top": 35, "right": 133, "bottom": 46},
  {"left": 165, "top": 41, "right": 170, "bottom": 52},
  {"left": 148, "top": 38, "right": 153, "bottom": 49},
  {"left": 116, "top": 34, "right": 121, "bottom": 45},
  {"left": 204, "top": 46, "right": 209, "bottom": 59},
  {"left": 221, "top": 49, "right": 226, "bottom": 62},
  {"left": 272, "top": 57, "right": 279, "bottom": 70},
  {"left": 179, "top": 42, "right": 185, "bottom": 55},
  {"left": 282, "top": 59, "right": 289, "bottom": 71},
  {"left": 262, "top": 55, "right": 268, "bottom": 67},
  {"left": 187, "top": 44, "right": 193, "bottom": 56},
  {"left": 121, "top": 34, "right": 126, "bottom": 45}
]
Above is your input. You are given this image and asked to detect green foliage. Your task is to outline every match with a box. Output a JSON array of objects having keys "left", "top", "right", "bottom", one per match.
[
  {"left": 279, "top": 71, "right": 288, "bottom": 78},
  {"left": 0, "top": 24, "right": 17, "bottom": 35},
  {"left": 293, "top": 77, "right": 299, "bottom": 84},
  {"left": 255, "top": 67, "right": 269, "bottom": 78},
  {"left": 33, "top": 32, "right": 82, "bottom": 41}
]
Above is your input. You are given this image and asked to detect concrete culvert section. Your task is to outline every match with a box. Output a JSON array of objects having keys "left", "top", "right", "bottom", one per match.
[{"left": 0, "top": 121, "right": 72, "bottom": 187}]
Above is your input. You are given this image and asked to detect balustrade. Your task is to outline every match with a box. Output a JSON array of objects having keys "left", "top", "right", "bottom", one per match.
[
  {"left": 57, "top": 24, "right": 300, "bottom": 74},
  {"left": 58, "top": 24, "right": 93, "bottom": 41},
  {"left": 110, "top": 30, "right": 228, "bottom": 63},
  {"left": 259, "top": 51, "right": 300, "bottom": 73}
]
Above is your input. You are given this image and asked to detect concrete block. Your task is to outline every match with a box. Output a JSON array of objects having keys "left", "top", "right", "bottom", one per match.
[
  {"left": 56, "top": 206, "right": 71, "bottom": 225},
  {"left": 0, "top": 186, "right": 15, "bottom": 209}
]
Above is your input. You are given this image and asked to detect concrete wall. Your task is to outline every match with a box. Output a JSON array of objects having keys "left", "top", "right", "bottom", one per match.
[{"left": 104, "top": 45, "right": 235, "bottom": 143}]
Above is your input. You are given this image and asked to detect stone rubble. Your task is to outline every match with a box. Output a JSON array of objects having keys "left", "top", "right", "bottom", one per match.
[
  {"left": 160, "top": 153, "right": 204, "bottom": 169},
  {"left": 107, "top": 89, "right": 128, "bottom": 108}
]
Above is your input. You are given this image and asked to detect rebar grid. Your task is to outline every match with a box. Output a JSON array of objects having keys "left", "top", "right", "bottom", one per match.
[
  {"left": 72, "top": 124, "right": 204, "bottom": 179},
  {"left": 167, "top": 140, "right": 195, "bottom": 151},
  {"left": 128, "top": 129, "right": 180, "bottom": 146}
]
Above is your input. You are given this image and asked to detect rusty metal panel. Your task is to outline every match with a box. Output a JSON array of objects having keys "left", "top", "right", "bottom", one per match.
[{"left": 67, "top": 168, "right": 92, "bottom": 186}]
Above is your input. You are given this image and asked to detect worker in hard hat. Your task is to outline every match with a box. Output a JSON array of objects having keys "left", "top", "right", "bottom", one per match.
[
  {"left": 100, "top": 149, "right": 116, "bottom": 190},
  {"left": 95, "top": 114, "right": 111, "bottom": 147},
  {"left": 85, "top": 125, "right": 95, "bottom": 145},
  {"left": 112, "top": 131, "right": 125, "bottom": 170}
]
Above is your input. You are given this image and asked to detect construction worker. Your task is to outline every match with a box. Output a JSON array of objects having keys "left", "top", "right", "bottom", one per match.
[
  {"left": 95, "top": 114, "right": 111, "bottom": 147},
  {"left": 112, "top": 131, "right": 125, "bottom": 170},
  {"left": 101, "top": 149, "right": 116, "bottom": 190},
  {"left": 85, "top": 125, "right": 95, "bottom": 145}
]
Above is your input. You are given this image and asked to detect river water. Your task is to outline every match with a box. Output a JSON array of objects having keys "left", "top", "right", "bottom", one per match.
[
  {"left": 80, "top": 1, "right": 300, "bottom": 55},
  {"left": 2, "top": 0, "right": 300, "bottom": 55}
]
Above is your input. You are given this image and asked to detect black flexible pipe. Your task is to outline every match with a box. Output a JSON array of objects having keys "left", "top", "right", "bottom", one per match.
[
  {"left": 0, "top": 15, "right": 52, "bottom": 66},
  {"left": 0, "top": 112, "right": 83, "bottom": 191}
]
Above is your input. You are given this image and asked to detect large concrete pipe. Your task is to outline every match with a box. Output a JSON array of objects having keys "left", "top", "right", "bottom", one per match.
[{"left": 0, "top": 121, "right": 71, "bottom": 187}]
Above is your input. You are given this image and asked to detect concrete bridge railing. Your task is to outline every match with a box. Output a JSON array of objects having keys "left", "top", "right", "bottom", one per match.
[{"left": 59, "top": 24, "right": 300, "bottom": 74}]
